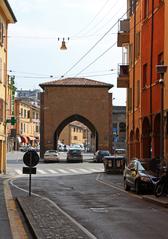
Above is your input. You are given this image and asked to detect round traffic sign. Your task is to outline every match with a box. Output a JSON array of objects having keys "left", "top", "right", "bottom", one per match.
[{"left": 23, "top": 149, "right": 39, "bottom": 167}]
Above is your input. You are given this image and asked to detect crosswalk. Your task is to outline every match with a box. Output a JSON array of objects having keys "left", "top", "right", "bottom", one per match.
[{"left": 13, "top": 167, "right": 104, "bottom": 176}]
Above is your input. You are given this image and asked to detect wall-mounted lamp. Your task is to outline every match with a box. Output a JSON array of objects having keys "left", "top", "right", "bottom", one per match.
[{"left": 58, "top": 37, "right": 70, "bottom": 50}]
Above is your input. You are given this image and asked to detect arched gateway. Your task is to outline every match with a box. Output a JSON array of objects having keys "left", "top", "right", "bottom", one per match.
[{"left": 39, "top": 78, "right": 113, "bottom": 158}]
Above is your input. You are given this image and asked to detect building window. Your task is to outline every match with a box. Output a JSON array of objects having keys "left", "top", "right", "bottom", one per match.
[
  {"left": 24, "top": 123, "right": 26, "bottom": 133},
  {"left": 36, "top": 113, "right": 39, "bottom": 119},
  {"left": 27, "top": 110, "right": 30, "bottom": 118},
  {"left": 74, "top": 136, "right": 77, "bottom": 140},
  {"left": 144, "top": 0, "right": 149, "bottom": 19},
  {"left": 129, "top": 44, "right": 133, "bottom": 67},
  {"left": 157, "top": 52, "right": 164, "bottom": 80},
  {"left": 119, "top": 122, "right": 126, "bottom": 132},
  {"left": 136, "top": 80, "right": 140, "bottom": 107},
  {"left": 36, "top": 125, "right": 39, "bottom": 133},
  {"left": 143, "top": 64, "right": 147, "bottom": 88},
  {"left": 20, "top": 108, "right": 23, "bottom": 117},
  {"left": 128, "top": 88, "right": 132, "bottom": 111},
  {"left": 135, "top": 32, "right": 140, "bottom": 59},
  {"left": 24, "top": 109, "right": 26, "bottom": 118},
  {"left": 0, "top": 22, "right": 4, "bottom": 46}
]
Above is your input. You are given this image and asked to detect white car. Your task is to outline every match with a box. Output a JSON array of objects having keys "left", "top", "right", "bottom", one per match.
[{"left": 44, "top": 150, "right": 59, "bottom": 163}]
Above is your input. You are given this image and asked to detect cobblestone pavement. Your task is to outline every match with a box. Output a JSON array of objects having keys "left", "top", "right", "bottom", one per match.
[{"left": 17, "top": 196, "right": 95, "bottom": 239}]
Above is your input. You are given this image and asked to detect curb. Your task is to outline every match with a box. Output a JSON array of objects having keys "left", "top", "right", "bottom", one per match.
[
  {"left": 16, "top": 197, "right": 38, "bottom": 239},
  {"left": 142, "top": 195, "right": 168, "bottom": 208}
]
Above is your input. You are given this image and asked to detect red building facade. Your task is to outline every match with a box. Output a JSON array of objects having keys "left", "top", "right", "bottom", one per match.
[{"left": 117, "top": 0, "right": 167, "bottom": 163}]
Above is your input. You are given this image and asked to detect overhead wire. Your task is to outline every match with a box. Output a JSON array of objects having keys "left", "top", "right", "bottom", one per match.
[
  {"left": 74, "top": 42, "right": 117, "bottom": 77},
  {"left": 72, "top": 0, "right": 111, "bottom": 37},
  {"left": 75, "top": 0, "right": 119, "bottom": 38},
  {"left": 60, "top": 7, "right": 130, "bottom": 79}
]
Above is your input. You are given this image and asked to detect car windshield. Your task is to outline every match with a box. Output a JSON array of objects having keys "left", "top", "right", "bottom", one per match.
[
  {"left": 100, "top": 151, "right": 110, "bottom": 156},
  {"left": 69, "top": 149, "right": 81, "bottom": 154},
  {"left": 137, "top": 161, "right": 146, "bottom": 172}
]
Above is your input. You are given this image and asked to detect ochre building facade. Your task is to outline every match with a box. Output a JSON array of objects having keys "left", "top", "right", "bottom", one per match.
[{"left": 0, "top": 0, "right": 16, "bottom": 173}]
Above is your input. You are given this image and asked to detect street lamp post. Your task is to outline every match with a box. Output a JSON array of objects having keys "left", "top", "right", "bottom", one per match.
[{"left": 156, "top": 65, "right": 167, "bottom": 163}]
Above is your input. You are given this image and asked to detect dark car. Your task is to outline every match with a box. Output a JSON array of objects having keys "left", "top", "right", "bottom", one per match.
[
  {"left": 94, "top": 150, "right": 111, "bottom": 163},
  {"left": 67, "top": 148, "right": 83, "bottom": 163},
  {"left": 103, "top": 156, "right": 126, "bottom": 174},
  {"left": 123, "top": 159, "right": 158, "bottom": 194}
]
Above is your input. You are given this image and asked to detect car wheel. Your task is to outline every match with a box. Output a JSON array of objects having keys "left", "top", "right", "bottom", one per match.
[
  {"left": 124, "top": 178, "right": 130, "bottom": 191},
  {"left": 154, "top": 182, "right": 164, "bottom": 197},
  {"left": 135, "top": 181, "right": 141, "bottom": 194}
]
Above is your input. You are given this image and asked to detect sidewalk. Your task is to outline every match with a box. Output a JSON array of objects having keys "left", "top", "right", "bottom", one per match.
[
  {"left": 0, "top": 177, "right": 13, "bottom": 239},
  {"left": 142, "top": 194, "right": 168, "bottom": 208},
  {"left": 16, "top": 195, "right": 95, "bottom": 239}
]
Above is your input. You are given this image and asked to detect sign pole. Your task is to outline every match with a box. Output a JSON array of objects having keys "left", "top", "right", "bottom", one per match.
[
  {"left": 29, "top": 169, "right": 32, "bottom": 196},
  {"left": 29, "top": 151, "right": 32, "bottom": 196}
]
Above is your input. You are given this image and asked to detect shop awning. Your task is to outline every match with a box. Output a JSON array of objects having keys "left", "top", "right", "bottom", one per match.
[
  {"left": 21, "top": 136, "right": 28, "bottom": 144},
  {"left": 27, "top": 136, "right": 35, "bottom": 141},
  {"left": 16, "top": 136, "right": 21, "bottom": 143}
]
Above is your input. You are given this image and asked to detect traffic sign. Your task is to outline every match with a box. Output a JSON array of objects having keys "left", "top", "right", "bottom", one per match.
[
  {"left": 23, "top": 149, "right": 39, "bottom": 167},
  {"left": 23, "top": 167, "right": 36, "bottom": 174}
]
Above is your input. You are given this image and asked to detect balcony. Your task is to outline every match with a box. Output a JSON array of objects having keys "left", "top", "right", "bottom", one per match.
[
  {"left": 117, "top": 19, "right": 129, "bottom": 47},
  {"left": 117, "top": 64, "right": 129, "bottom": 88}
]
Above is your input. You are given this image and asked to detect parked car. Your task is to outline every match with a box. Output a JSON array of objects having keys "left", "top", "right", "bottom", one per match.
[
  {"left": 103, "top": 156, "right": 126, "bottom": 174},
  {"left": 67, "top": 148, "right": 83, "bottom": 163},
  {"left": 44, "top": 150, "right": 59, "bottom": 163},
  {"left": 94, "top": 150, "right": 111, "bottom": 163},
  {"left": 114, "top": 148, "right": 126, "bottom": 156},
  {"left": 123, "top": 159, "right": 159, "bottom": 194}
]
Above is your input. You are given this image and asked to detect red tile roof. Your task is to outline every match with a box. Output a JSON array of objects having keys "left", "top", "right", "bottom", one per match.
[{"left": 39, "top": 77, "right": 113, "bottom": 89}]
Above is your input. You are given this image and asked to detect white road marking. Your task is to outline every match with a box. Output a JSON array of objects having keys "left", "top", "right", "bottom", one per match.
[
  {"left": 15, "top": 169, "right": 22, "bottom": 175},
  {"left": 79, "top": 169, "right": 90, "bottom": 173},
  {"left": 68, "top": 169, "right": 79, "bottom": 173},
  {"left": 47, "top": 169, "right": 58, "bottom": 174},
  {"left": 90, "top": 169, "right": 102, "bottom": 172},
  {"left": 37, "top": 169, "right": 47, "bottom": 174},
  {"left": 57, "top": 169, "right": 68, "bottom": 173}
]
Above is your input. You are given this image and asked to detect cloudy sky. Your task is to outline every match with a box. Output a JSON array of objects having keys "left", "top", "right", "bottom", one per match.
[{"left": 8, "top": 0, "right": 127, "bottom": 105}]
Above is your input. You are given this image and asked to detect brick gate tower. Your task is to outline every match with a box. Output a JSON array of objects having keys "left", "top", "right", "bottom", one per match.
[{"left": 39, "top": 78, "right": 113, "bottom": 158}]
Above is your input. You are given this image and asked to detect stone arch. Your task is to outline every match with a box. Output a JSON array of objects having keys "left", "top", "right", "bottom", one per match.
[
  {"left": 54, "top": 114, "right": 98, "bottom": 151},
  {"left": 153, "top": 113, "right": 160, "bottom": 159},
  {"left": 142, "top": 117, "right": 151, "bottom": 159}
]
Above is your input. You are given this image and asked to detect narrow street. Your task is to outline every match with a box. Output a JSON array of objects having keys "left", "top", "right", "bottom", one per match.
[{"left": 8, "top": 154, "right": 168, "bottom": 239}]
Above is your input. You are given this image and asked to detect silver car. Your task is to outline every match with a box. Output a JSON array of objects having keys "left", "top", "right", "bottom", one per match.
[{"left": 44, "top": 150, "right": 59, "bottom": 163}]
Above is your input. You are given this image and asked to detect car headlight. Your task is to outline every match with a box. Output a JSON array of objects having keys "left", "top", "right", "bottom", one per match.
[{"left": 140, "top": 176, "right": 150, "bottom": 182}]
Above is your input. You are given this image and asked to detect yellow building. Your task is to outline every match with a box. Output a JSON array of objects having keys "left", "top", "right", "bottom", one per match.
[
  {"left": 0, "top": 0, "right": 16, "bottom": 173},
  {"left": 59, "top": 121, "right": 91, "bottom": 147},
  {"left": 15, "top": 99, "right": 40, "bottom": 148}
]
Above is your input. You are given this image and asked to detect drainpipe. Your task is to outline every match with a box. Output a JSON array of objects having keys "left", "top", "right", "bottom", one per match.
[
  {"left": 149, "top": 0, "right": 154, "bottom": 160},
  {"left": 133, "top": 1, "right": 136, "bottom": 157}
]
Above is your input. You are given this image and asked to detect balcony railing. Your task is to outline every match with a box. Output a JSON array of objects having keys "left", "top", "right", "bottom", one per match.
[
  {"left": 117, "top": 19, "right": 129, "bottom": 47},
  {"left": 117, "top": 64, "right": 129, "bottom": 88}
]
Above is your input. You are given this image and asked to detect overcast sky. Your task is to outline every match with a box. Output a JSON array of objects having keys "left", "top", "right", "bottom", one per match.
[{"left": 8, "top": 0, "right": 127, "bottom": 105}]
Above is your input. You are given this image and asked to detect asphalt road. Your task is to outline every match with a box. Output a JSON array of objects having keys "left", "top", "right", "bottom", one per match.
[{"left": 10, "top": 172, "right": 168, "bottom": 239}]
